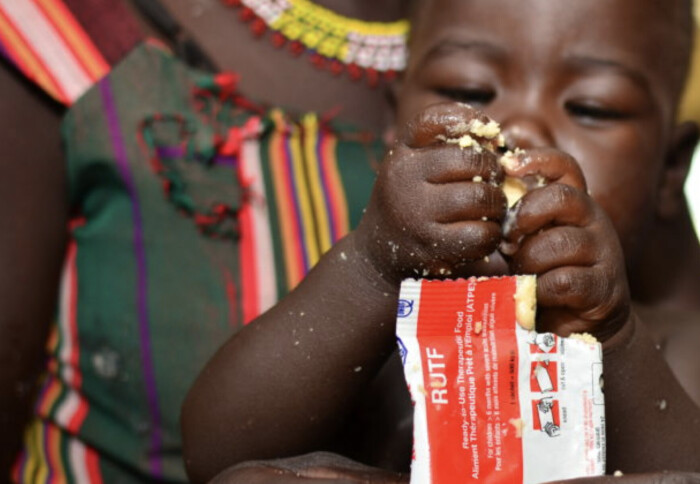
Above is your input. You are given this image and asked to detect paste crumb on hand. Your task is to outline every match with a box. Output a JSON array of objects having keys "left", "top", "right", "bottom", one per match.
[{"left": 515, "top": 275, "right": 537, "bottom": 330}]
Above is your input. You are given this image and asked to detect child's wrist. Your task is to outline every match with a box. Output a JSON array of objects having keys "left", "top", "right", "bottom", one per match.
[
  {"left": 341, "top": 231, "right": 401, "bottom": 297},
  {"left": 601, "top": 310, "right": 636, "bottom": 355},
  {"left": 346, "top": 223, "right": 406, "bottom": 288}
]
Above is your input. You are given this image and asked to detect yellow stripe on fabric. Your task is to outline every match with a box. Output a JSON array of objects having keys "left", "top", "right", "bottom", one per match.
[
  {"left": 302, "top": 114, "right": 333, "bottom": 254},
  {"left": 269, "top": 111, "right": 302, "bottom": 289},
  {"left": 0, "top": 11, "right": 63, "bottom": 101},
  {"left": 322, "top": 135, "right": 350, "bottom": 238},
  {"left": 36, "top": 420, "right": 50, "bottom": 484},
  {"left": 20, "top": 421, "right": 38, "bottom": 483},
  {"left": 22, "top": 419, "right": 49, "bottom": 484},
  {"left": 289, "top": 120, "right": 321, "bottom": 267},
  {"left": 19, "top": 421, "right": 37, "bottom": 483},
  {"left": 34, "top": 0, "right": 110, "bottom": 79}
]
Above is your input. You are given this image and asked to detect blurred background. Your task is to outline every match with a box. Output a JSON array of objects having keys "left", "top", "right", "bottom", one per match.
[{"left": 682, "top": 2, "right": 700, "bottom": 236}]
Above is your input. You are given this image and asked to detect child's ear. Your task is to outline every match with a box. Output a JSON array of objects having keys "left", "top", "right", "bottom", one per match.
[{"left": 657, "top": 121, "right": 699, "bottom": 219}]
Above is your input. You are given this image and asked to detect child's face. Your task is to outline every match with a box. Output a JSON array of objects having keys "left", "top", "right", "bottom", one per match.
[{"left": 396, "top": 0, "right": 696, "bottom": 260}]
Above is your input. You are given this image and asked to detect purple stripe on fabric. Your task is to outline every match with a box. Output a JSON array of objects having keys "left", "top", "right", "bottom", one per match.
[
  {"left": 154, "top": 146, "right": 182, "bottom": 159},
  {"left": 14, "top": 447, "right": 28, "bottom": 483},
  {"left": 214, "top": 155, "right": 238, "bottom": 166},
  {"left": 98, "top": 78, "right": 163, "bottom": 478},
  {"left": 33, "top": 375, "right": 54, "bottom": 414},
  {"left": 283, "top": 133, "right": 310, "bottom": 272},
  {"left": 315, "top": 130, "right": 338, "bottom": 243},
  {"left": 155, "top": 146, "right": 238, "bottom": 166}
]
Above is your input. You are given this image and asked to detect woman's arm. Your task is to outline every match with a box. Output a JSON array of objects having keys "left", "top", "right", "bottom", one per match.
[{"left": 0, "top": 66, "right": 68, "bottom": 482}]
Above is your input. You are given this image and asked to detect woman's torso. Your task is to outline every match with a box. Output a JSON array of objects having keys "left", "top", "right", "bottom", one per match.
[{"left": 4, "top": 3, "right": 386, "bottom": 478}]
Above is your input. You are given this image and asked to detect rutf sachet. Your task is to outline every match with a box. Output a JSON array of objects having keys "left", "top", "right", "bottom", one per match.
[{"left": 396, "top": 276, "right": 605, "bottom": 483}]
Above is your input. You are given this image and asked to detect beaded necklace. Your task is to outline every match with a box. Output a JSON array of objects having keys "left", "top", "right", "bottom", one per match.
[{"left": 223, "top": 0, "right": 409, "bottom": 86}]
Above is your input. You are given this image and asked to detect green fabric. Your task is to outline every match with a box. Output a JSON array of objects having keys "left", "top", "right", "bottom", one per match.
[{"left": 18, "top": 43, "right": 380, "bottom": 484}]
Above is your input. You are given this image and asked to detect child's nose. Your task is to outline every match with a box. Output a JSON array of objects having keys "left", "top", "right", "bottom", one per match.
[{"left": 500, "top": 116, "right": 555, "bottom": 150}]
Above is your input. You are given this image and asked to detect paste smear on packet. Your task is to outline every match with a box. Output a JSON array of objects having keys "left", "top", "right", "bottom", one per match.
[{"left": 396, "top": 276, "right": 605, "bottom": 484}]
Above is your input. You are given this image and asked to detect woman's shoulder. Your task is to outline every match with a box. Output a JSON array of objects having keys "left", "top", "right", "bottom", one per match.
[{"left": 0, "top": 0, "right": 142, "bottom": 106}]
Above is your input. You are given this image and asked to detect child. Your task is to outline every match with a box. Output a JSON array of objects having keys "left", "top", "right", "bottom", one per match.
[{"left": 182, "top": 0, "right": 700, "bottom": 482}]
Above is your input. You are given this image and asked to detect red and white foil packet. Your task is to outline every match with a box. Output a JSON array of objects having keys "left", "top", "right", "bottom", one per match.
[{"left": 396, "top": 277, "right": 605, "bottom": 483}]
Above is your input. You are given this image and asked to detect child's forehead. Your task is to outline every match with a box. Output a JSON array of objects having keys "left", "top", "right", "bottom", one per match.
[
  {"left": 409, "top": 0, "right": 689, "bottom": 102},
  {"left": 412, "top": 0, "right": 680, "bottom": 50}
]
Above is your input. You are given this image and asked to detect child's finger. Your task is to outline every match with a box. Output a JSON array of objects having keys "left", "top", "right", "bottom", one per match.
[
  {"left": 503, "top": 183, "right": 595, "bottom": 245},
  {"left": 401, "top": 102, "right": 494, "bottom": 149},
  {"left": 427, "top": 220, "right": 503, "bottom": 262},
  {"left": 419, "top": 146, "right": 504, "bottom": 185},
  {"left": 504, "top": 148, "right": 587, "bottom": 191},
  {"left": 428, "top": 182, "right": 507, "bottom": 223},
  {"left": 536, "top": 266, "right": 616, "bottom": 313},
  {"left": 510, "top": 226, "right": 596, "bottom": 275}
]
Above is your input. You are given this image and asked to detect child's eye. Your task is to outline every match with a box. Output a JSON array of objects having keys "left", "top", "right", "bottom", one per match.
[
  {"left": 436, "top": 87, "right": 495, "bottom": 106},
  {"left": 565, "top": 101, "right": 629, "bottom": 123}
]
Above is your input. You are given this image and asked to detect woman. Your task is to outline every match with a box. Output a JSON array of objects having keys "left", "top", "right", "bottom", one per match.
[{"left": 0, "top": 1, "right": 407, "bottom": 482}]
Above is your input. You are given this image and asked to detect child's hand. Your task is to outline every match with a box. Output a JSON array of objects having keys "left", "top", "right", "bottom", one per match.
[
  {"left": 502, "top": 148, "right": 630, "bottom": 341},
  {"left": 354, "top": 103, "right": 507, "bottom": 284}
]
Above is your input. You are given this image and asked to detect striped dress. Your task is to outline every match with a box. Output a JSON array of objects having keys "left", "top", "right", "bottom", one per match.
[{"left": 1, "top": 4, "right": 380, "bottom": 482}]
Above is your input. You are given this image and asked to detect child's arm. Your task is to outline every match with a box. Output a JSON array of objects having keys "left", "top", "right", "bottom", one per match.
[
  {"left": 602, "top": 313, "right": 700, "bottom": 473},
  {"left": 504, "top": 149, "right": 700, "bottom": 473},
  {"left": 546, "top": 472, "right": 700, "bottom": 483},
  {"left": 181, "top": 103, "right": 507, "bottom": 484},
  {"left": 208, "top": 452, "right": 409, "bottom": 484}
]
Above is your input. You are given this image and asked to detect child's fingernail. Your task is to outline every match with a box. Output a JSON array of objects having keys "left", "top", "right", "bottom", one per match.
[{"left": 499, "top": 239, "right": 518, "bottom": 256}]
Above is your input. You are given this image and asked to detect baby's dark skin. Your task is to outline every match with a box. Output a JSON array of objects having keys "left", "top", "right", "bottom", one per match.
[
  {"left": 182, "top": 0, "right": 700, "bottom": 482},
  {"left": 358, "top": 104, "right": 629, "bottom": 340}
]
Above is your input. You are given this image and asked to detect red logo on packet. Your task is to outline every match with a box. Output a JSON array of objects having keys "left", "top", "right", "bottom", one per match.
[{"left": 413, "top": 278, "right": 524, "bottom": 483}]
